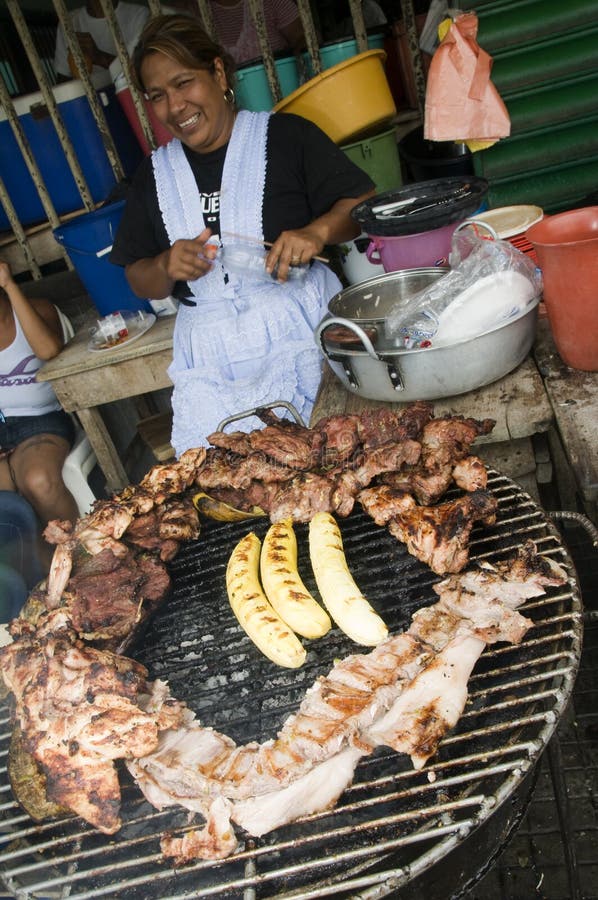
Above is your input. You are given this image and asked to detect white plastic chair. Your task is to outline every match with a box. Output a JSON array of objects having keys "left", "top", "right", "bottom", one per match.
[{"left": 55, "top": 308, "right": 98, "bottom": 516}]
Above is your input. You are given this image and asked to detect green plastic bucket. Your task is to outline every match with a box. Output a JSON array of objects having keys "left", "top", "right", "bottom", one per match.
[
  {"left": 236, "top": 55, "right": 300, "bottom": 112},
  {"left": 341, "top": 126, "right": 402, "bottom": 193},
  {"left": 303, "top": 33, "right": 386, "bottom": 78}
]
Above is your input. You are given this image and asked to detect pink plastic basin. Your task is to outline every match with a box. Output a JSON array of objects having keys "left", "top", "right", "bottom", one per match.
[{"left": 365, "top": 221, "right": 458, "bottom": 271}]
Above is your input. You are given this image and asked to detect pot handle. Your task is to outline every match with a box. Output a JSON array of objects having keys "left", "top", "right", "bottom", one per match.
[
  {"left": 315, "top": 316, "right": 382, "bottom": 361},
  {"left": 365, "top": 239, "right": 383, "bottom": 265}
]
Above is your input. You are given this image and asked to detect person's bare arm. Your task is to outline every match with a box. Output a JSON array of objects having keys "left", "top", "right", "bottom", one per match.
[
  {"left": 0, "top": 263, "right": 63, "bottom": 360},
  {"left": 265, "top": 189, "right": 376, "bottom": 281},
  {"left": 125, "top": 227, "right": 218, "bottom": 299}
]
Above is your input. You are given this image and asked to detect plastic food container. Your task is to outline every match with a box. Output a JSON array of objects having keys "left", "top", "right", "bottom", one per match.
[
  {"left": 218, "top": 242, "right": 308, "bottom": 283},
  {"left": 273, "top": 50, "right": 396, "bottom": 144},
  {"left": 468, "top": 205, "right": 543, "bottom": 262}
]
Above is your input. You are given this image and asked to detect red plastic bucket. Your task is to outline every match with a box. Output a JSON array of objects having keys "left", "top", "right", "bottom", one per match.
[
  {"left": 115, "top": 83, "right": 172, "bottom": 154},
  {"left": 366, "top": 221, "right": 457, "bottom": 271},
  {"left": 526, "top": 207, "right": 598, "bottom": 371}
]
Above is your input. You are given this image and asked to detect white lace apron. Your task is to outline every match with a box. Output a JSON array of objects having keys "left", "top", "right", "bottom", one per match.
[{"left": 152, "top": 110, "right": 341, "bottom": 454}]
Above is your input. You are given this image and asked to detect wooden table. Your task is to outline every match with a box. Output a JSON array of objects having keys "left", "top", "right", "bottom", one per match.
[
  {"left": 534, "top": 320, "right": 598, "bottom": 517},
  {"left": 37, "top": 313, "right": 175, "bottom": 492},
  {"left": 311, "top": 354, "right": 554, "bottom": 445}
]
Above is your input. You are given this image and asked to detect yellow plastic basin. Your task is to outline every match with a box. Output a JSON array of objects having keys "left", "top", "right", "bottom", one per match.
[{"left": 273, "top": 50, "right": 396, "bottom": 144}]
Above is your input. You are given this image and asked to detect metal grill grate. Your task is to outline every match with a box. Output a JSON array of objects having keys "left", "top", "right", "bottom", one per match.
[{"left": 0, "top": 471, "right": 583, "bottom": 899}]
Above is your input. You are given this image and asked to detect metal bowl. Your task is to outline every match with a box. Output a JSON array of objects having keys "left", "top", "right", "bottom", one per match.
[{"left": 315, "top": 268, "right": 540, "bottom": 402}]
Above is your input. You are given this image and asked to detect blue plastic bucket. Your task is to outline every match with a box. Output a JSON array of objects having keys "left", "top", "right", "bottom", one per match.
[
  {"left": 236, "top": 55, "right": 301, "bottom": 111},
  {"left": 53, "top": 201, "right": 151, "bottom": 316}
]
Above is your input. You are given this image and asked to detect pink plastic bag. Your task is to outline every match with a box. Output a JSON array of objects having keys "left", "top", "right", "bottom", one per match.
[{"left": 424, "top": 12, "right": 511, "bottom": 144}]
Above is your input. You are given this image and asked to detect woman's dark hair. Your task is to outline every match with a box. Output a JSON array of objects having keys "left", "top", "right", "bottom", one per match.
[{"left": 132, "top": 14, "right": 236, "bottom": 92}]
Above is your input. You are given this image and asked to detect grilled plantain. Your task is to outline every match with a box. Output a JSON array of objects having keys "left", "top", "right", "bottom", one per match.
[
  {"left": 226, "top": 532, "right": 306, "bottom": 668},
  {"left": 193, "top": 491, "right": 266, "bottom": 522},
  {"left": 308, "top": 512, "right": 388, "bottom": 646},
  {"left": 260, "top": 519, "right": 331, "bottom": 639}
]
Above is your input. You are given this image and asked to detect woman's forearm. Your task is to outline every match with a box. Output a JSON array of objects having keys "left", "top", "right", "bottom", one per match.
[
  {"left": 308, "top": 191, "right": 376, "bottom": 248},
  {"left": 126, "top": 255, "right": 175, "bottom": 301}
]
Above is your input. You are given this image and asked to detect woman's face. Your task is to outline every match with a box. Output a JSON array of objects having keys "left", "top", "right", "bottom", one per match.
[{"left": 141, "top": 51, "right": 234, "bottom": 153}]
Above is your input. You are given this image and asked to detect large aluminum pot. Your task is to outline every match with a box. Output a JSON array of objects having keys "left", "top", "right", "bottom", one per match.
[{"left": 315, "top": 268, "right": 540, "bottom": 402}]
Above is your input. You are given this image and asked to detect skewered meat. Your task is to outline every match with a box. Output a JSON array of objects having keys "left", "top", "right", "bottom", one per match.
[{"left": 387, "top": 490, "right": 498, "bottom": 574}]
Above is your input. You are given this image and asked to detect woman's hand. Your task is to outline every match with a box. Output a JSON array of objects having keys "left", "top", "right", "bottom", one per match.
[
  {"left": 265, "top": 227, "right": 325, "bottom": 283},
  {"left": 127, "top": 227, "right": 218, "bottom": 299},
  {"left": 163, "top": 227, "right": 218, "bottom": 283},
  {"left": 0, "top": 261, "right": 15, "bottom": 292},
  {"left": 264, "top": 192, "right": 375, "bottom": 283}
]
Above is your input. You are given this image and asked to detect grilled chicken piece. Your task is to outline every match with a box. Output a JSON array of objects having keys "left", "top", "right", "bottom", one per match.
[
  {"left": 388, "top": 490, "right": 498, "bottom": 574},
  {"left": 124, "top": 497, "right": 200, "bottom": 562},
  {"left": 138, "top": 446, "right": 206, "bottom": 504},
  {"left": 206, "top": 430, "right": 253, "bottom": 454},
  {"left": 268, "top": 472, "right": 338, "bottom": 523},
  {"left": 420, "top": 415, "right": 495, "bottom": 466},
  {"left": 452, "top": 455, "right": 488, "bottom": 492},
  {"left": 382, "top": 464, "right": 453, "bottom": 506},
  {"left": 358, "top": 485, "right": 417, "bottom": 526},
  {"left": 1, "top": 629, "right": 185, "bottom": 834}
]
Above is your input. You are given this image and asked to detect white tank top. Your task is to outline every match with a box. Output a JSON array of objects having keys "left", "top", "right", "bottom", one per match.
[{"left": 0, "top": 314, "right": 61, "bottom": 417}]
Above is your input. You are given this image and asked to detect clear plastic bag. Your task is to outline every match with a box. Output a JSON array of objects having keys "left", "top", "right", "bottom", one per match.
[{"left": 384, "top": 224, "right": 542, "bottom": 348}]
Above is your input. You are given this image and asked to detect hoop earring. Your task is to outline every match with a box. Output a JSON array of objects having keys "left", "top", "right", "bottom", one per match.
[{"left": 224, "top": 87, "right": 235, "bottom": 105}]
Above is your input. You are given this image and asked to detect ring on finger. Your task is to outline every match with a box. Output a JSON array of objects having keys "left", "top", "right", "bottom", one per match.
[{"left": 291, "top": 255, "right": 301, "bottom": 264}]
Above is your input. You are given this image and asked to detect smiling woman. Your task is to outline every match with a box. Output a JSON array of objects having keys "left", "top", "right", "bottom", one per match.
[{"left": 109, "top": 14, "right": 376, "bottom": 456}]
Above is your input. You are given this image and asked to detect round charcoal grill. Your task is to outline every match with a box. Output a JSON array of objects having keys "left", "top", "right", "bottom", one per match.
[{"left": 0, "top": 471, "right": 583, "bottom": 899}]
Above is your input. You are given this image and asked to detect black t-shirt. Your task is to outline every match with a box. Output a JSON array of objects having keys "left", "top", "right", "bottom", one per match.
[{"left": 110, "top": 113, "right": 374, "bottom": 300}]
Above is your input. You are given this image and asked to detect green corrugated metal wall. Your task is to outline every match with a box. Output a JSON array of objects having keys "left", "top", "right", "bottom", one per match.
[{"left": 455, "top": 0, "right": 598, "bottom": 211}]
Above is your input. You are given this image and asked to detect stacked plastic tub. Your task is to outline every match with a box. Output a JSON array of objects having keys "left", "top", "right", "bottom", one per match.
[
  {"left": 270, "top": 32, "right": 402, "bottom": 284},
  {"left": 0, "top": 80, "right": 142, "bottom": 231}
]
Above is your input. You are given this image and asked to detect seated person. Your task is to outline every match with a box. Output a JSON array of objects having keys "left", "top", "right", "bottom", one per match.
[
  {"left": 53, "top": 0, "right": 150, "bottom": 86},
  {"left": 0, "top": 261, "right": 79, "bottom": 544},
  {"left": 0, "top": 490, "right": 44, "bottom": 623},
  {"left": 209, "top": 0, "right": 305, "bottom": 65}
]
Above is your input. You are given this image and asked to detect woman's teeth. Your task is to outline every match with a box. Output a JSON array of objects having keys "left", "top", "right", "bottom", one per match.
[{"left": 180, "top": 113, "right": 200, "bottom": 128}]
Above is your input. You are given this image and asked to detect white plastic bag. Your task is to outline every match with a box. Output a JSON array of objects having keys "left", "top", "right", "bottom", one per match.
[{"left": 384, "top": 225, "right": 542, "bottom": 348}]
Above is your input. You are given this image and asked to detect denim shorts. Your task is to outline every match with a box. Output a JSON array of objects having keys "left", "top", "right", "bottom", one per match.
[{"left": 0, "top": 410, "right": 76, "bottom": 452}]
